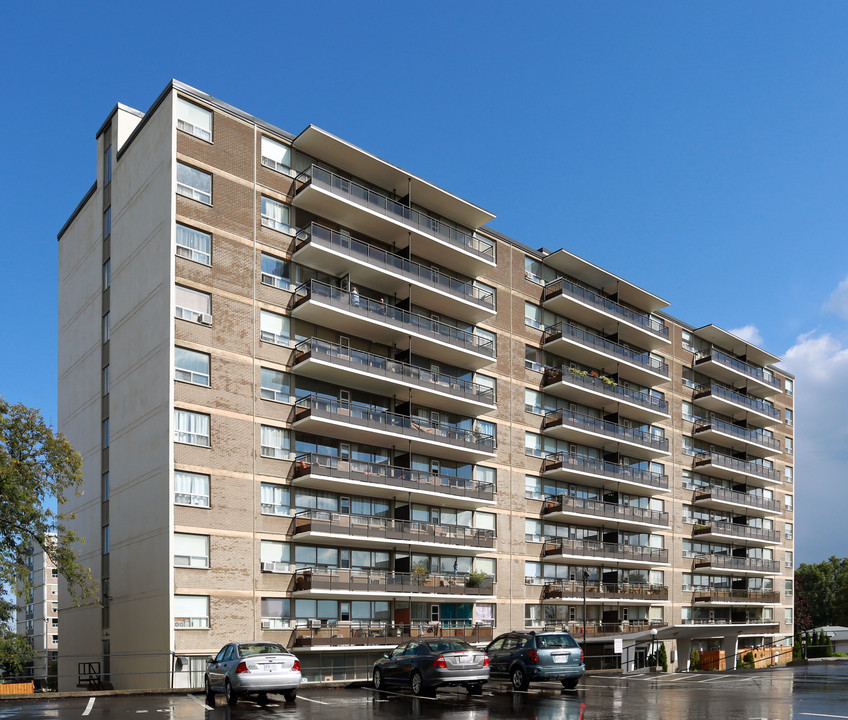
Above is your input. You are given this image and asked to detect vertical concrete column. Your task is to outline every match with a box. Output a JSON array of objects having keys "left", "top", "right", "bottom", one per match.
[
  {"left": 722, "top": 634, "right": 739, "bottom": 671},
  {"left": 621, "top": 640, "right": 637, "bottom": 672},
  {"left": 676, "top": 637, "right": 692, "bottom": 672}
]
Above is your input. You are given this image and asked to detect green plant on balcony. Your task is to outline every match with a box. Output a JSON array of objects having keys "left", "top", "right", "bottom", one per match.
[
  {"left": 465, "top": 571, "right": 489, "bottom": 588},
  {"left": 411, "top": 563, "right": 430, "bottom": 585},
  {"left": 600, "top": 375, "right": 617, "bottom": 387},
  {"left": 568, "top": 367, "right": 588, "bottom": 377}
]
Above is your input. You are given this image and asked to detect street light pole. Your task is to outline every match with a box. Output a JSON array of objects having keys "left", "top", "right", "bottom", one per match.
[
  {"left": 582, "top": 570, "right": 589, "bottom": 649},
  {"left": 651, "top": 627, "right": 658, "bottom": 669}
]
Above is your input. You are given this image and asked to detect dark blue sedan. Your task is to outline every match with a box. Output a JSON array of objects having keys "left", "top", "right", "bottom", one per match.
[{"left": 373, "top": 639, "right": 489, "bottom": 696}]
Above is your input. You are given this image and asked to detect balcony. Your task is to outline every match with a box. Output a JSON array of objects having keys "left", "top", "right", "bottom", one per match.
[
  {"left": 292, "top": 453, "right": 495, "bottom": 509},
  {"left": 691, "top": 588, "right": 781, "bottom": 605},
  {"left": 292, "top": 338, "right": 495, "bottom": 416},
  {"left": 542, "top": 278, "right": 669, "bottom": 350},
  {"left": 693, "top": 418, "right": 781, "bottom": 458},
  {"left": 292, "top": 395, "right": 496, "bottom": 463},
  {"left": 693, "top": 383, "right": 781, "bottom": 425},
  {"left": 543, "top": 409, "right": 669, "bottom": 460},
  {"left": 542, "top": 366, "right": 669, "bottom": 423},
  {"left": 292, "top": 567, "right": 495, "bottom": 598},
  {"left": 542, "top": 494, "right": 669, "bottom": 530},
  {"left": 542, "top": 452, "right": 669, "bottom": 493},
  {"left": 543, "top": 323, "right": 668, "bottom": 386},
  {"left": 692, "top": 554, "right": 780, "bottom": 575},
  {"left": 292, "top": 280, "right": 495, "bottom": 369},
  {"left": 694, "top": 348, "right": 782, "bottom": 397},
  {"left": 536, "top": 620, "right": 667, "bottom": 638},
  {"left": 293, "top": 223, "right": 495, "bottom": 323},
  {"left": 543, "top": 538, "right": 669, "bottom": 567},
  {"left": 291, "top": 620, "right": 494, "bottom": 649},
  {"left": 693, "top": 452, "right": 780, "bottom": 485},
  {"left": 292, "top": 509, "right": 496, "bottom": 553},
  {"left": 542, "top": 581, "right": 669, "bottom": 602},
  {"left": 292, "top": 165, "right": 496, "bottom": 275},
  {"left": 693, "top": 486, "right": 781, "bottom": 516},
  {"left": 692, "top": 520, "right": 781, "bottom": 545}
]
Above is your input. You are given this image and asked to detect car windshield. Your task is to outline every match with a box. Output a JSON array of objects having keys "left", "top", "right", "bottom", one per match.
[
  {"left": 536, "top": 634, "right": 579, "bottom": 649},
  {"left": 427, "top": 641, "right": 472, "bottom": 654},
  {"left": 238, "top": 643, "right": 287, "bottom": 657}
]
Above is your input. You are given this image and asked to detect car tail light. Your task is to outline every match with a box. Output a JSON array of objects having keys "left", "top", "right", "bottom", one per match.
[
  {"left": 433, "top": 655, "right": 447, "bottom": 669},
  {"left": 236, "top": 662, "right": 249, "bottom": 674},
  {"left": 528, "top": 649, "right": 539, "bottom": 663},
  {"left": 293, "top": 660, "right": 301, "bottom": 672},
  {"left": 580, "top": 647, "right": 584, "bottom": 662},
  {"left": 483, "top": 654, "right": 490, "bottom": 667}
]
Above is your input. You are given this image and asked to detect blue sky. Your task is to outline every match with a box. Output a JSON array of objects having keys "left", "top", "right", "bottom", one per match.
[{"left": 1, "top": 1, "right": 845, "bottom": 564}]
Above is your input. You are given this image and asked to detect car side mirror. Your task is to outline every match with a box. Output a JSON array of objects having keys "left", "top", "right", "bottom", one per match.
[{"left": 206, "top": 657, "right": 215, "bottom": 664}]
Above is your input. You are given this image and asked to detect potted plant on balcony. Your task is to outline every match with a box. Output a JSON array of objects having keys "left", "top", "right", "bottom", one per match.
[
  {"left": 600, "top": 375, "right": 617, "bottom": 387},
  {"left": 411, "top": 563, "right": 430, "bottom": 586},
  {"left": 465, "top": 571, "right": 489, "bottom": 588}
]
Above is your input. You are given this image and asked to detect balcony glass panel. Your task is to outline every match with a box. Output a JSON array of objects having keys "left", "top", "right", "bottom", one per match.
[
  {"left": 543, "top": 495, "right": 669, "bottom": 526},
  {"left": 293, "top": 566, "right": 494, "bottom": 595},
  {"left": 543, "top": 537, "right": 668, "bottom": 564},
  {"left": 544, "top": 409, "right": 669, "bottom": 452},
  {"left": 543, "top": 366, "right": 668, "bottom": 414},
  {"left": 543, "top": 452, "right": 669, "bottom": 490},
  {"left": 694, "top": 452, "right": 780, "bottom": 482},
  {"left": 693, "top": 418, "right": 781, "bottom": 451},
  {"left": 696, "top": 348, "right": 782, "bottom": 389},
  {"left": 694, "top": 487, "right": 781, "bottom": 513},
  {"left": 693, "top": 520, "right": 780, "bottom": 543},
  {"left": 695, "top": 384, "right": 781, "bottom": 420}
]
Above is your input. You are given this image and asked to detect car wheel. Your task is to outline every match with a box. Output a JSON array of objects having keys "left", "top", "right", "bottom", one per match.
[
  {"left": 511, "top": 666, "right": 529, "bottom": 691},
  {"left": 225, "top": 680, "right": 238, "bottom": 706},
  {"left": 204, "top": 676, "right": 214, "bottom": 704},
  {"left": 465, "top": 682, "right": 484, "bottom": 696},
  {"left": 283, "top": 688, "right": 297, "bottom": 702},
  {"left": 373, "top": 668, "right": 384, "bottom": 690},
  {"left": 561, "top": 678, "right": 580, "bottom": 690},
  {"left": 410, "top": 670, "right": 429, "bottom": 696}
]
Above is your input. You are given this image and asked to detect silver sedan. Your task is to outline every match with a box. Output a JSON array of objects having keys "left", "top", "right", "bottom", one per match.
[{"left": 205, "top": 641, "right": 301, "bottom": 705}]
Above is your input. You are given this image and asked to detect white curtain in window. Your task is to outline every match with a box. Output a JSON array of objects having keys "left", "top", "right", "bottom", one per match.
[
  {"left": 174, "top": 595, "right": 208, "bottom": 620},
  {"left": 474, "top": 512, "right": 496, "bottom": 531},
  {"left": 176, "top": 225, "right": 211, "bottom": 254},
  {"left": 260, "top": 541, "right": 290, "bottom": 563},
  {"left": 175, "top": 286, "right": 210, "bottom": 313},
  {"left": 260, "top": 310, "right": 289, "bottom": 341},
  {"left": 262, "top": 197, "right": 289, "bottom": 225},
  {"left": 174, "top": 533, "right": 208, "bottom": 563},
  {"left": 175, "top": 410, "right": 209, "bottom": 444},
  {"left": 261, "top": 137, "right": 291, "bottom": 168},
  {"left": 177, "top": 98, "right": 212, "bottom": 132},
  {"left": 175, "top": 471, "right": 208, "bottom": 497},
  {"left": 177, "top": 163, "right": 211, "bottom": 194},
  {"left": 261, "top": 425, "right": 289, "bottom": 456}
]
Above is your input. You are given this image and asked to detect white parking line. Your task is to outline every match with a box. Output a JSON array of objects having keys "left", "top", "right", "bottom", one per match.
[
  {"left": 799, "top": 714, "right": 848, "bottom": 719},
  {"left": 82, "top": 697, "right": 95, "bottom": 716},
  {"left": 297, "top": 695, "right": 330, "bottom": 705},
  {"left": 186, "top": 694, "right": 214, "bottom": 710}
]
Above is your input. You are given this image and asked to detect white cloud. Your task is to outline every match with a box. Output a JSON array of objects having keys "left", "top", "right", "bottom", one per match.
[
  {"left": 728, "top": 324, "right": 763, "bottom": 346},
  {"left": 824, "top": 275, "right": 848, "bottom": 320},
  {"left": 782, "top": 330, "right": 848, "bottom": 563}
]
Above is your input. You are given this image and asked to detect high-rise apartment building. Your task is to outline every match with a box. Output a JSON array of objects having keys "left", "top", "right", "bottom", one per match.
[
  {"left": 16, "top": 537, "right": 59, "bottom": 687},
  {"left": 57, "top": 80, "right": 795, "bottom": 690}
]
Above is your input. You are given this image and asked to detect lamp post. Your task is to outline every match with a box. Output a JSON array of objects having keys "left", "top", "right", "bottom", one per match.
[
  {"left": 582, "top": 570, "right": 589, "bottom": 649},
  {"left": 651, "top": 627, "right": 658, "bottom": 669}
]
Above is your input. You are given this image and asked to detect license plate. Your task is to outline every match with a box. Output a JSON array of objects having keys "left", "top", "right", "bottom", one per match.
[
  {"left": 553, "top": 655, "right": 569, "bottom": 664},
  {"left": 264, "top": 663, "right": 282, "bottom": 672},
  {"left": 458, "top": 655, "right": 470, "bottom": 664}
]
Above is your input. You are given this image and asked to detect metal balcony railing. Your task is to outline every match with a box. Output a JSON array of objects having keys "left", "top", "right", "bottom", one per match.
[
  {"left": 543, "top": 494, "right": 669, "bottom": 526},
  {"left": 694, "top": 486, "right": 781, "bottom": 513},
  {"left": 293, "top": 338, "right": 495, "bottom": 405},
  {"left": 543, "top": 366, "right": 669, "bottom": 414},
  {"left": 695, "top": 348, "right": 781, "bottom": 390},
  {"left": 295, "top": 223, "right": 495, "bottom": 310},
  {"left": 544, "top": 409, "right": 669, "bottom": 452},
  {"left": 543, "top": 538, "right": 669, "bottom": 564},
  {"left": 542, "top": 581, "right": 669, "bottom": 601},
  {"left": 291, "top": 620, "right": 493, "bottom": 648},
  {"left": 293, "top": 567, "right": 494, "bottom": 595},
  {"left": 692, "top": 554, "right": 780, "bottom": 574},
  {"left": 692, "top": 588, "right": 781, "bottom": 603},
  {"left": 294, "top": 280, "right": 496, "bottom": 358},
  {"left": 543, "top": 323, "right": 668, "bottom": 377},
  {"left": 693, "top": 520, "right": 781, "bottom": 543},
  {"left": 694, "top": 452, "right": 780, "bottom": 482},
  {"left": 543, "top": 452, "right": 669, "bottom": 490},
  {"left": 543, "top": 277, "right": 668, "bottom": 339},
  {"left": 294, "top": 165, "right": 495, "bottom": 261},
  {"left": 294, "top": 453, "right": 495, "bottom": 502},
  {"left": 693, "top": 418, "right": 781, "bottom": 451},
  {"left": 695, "top": 383, "right": 781, "bottom": 420}
]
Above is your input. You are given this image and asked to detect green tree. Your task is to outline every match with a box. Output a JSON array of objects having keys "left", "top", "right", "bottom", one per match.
[
  {"left": 0, "top": 399, "right": 97, "bottom": 605},
  {"left": 795, "top": 558, "right": 848, "bottom": 628},
  {"left": 0, "top": 599, "right": 37, "bottom": 678},
  {"left": 658, "top": 642, "right": 668, "bottom": 672}
]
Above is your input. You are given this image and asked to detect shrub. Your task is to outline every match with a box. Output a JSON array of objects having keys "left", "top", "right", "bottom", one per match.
[
  {"left": 689, "top": 649, "right": 701, "bottom": 672},
  {"left": 658, "top": 643, "right": 668, "bottom": 672}
]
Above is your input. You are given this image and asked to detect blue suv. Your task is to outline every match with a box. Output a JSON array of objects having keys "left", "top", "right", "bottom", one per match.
[{"left": 486, "top": 631, "right": 585, "bottom": 690}]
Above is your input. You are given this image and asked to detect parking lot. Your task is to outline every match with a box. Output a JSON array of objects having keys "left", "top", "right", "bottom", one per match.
[{"left": 1, "top": 663, "right": 846, "bottom": 720}]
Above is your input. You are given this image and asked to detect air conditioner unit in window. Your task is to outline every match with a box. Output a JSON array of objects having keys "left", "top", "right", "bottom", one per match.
[
  {"left": 176, "top": 246, "right": 192, "bottom": 259},
  {"left": 198, "top": 313, "right": 213, "bottom": 326},
  {"left": 262, "top": 562, "right": 276, "bottom": 573},
  {"left": 261, "top": 620, "right": 272, "bottom": 630}
]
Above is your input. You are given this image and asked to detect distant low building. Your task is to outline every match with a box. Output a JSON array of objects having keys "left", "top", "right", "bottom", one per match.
[{"left": 813, "top": 626, "right": 848, "bottom": 655}]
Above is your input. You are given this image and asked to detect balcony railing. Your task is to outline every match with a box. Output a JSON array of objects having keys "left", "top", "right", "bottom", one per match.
[
  {"left": 294, "top": 165, "right": 495, "bottom": 261},
  {"left": 543, "top": 581, "right": 668, "bottom": 601},
  {"left": 694, "top": 452, "right": 780, "bottom": 482},
  {"left": 692, "top": 554, "right": 780, "bottom": 574},
  {"left": 680, "top": 618, "right": 778, "bottom": 626},
  {"left": 694, "top": 486, "right": 781, "bottom": 513},
  {"left": 293, "top": 338, "right": 495, "bottom": 405},
  {"left": 537, "top": 620, "right": 666, "bottom": 638},
  {"left": 543, "top": 323, "right": 668, "bottom": 377},
  {"left": 543, "top": 494, "right": 669, "bottom": 527},
  {"left": 543, "top": 538, "right": 669, "bottom": 564},
  {"left": 294, "top": 395, "right": 495, "bottom": 453},
  {"left": 294, "top": 567, "right": 494, "bottom": 595},
  {"left": 695, "top": 383, "right": 781, "bottom": 420},
  {"left": 543, "top": 452, "right": 669, "bottom": 490},
  {"left": 294, "top": 453, "right": 495, "bottom": 502},
  {"left": 295, "top": 223, "right": 495, "bottom": 310},
  {"left": 695, "top": 348, "right": 781, "bottom": 390},
  {"left": 692, "top": 588, "right": 781, "bottom": 603},
  {"left": 293, "top": 509, "right": 496, "bottom": 549},
  {"left": 291, "top": 620, "right": 494, "bottom": 648},
  {"left": 693, "top": 418, "right": 781, "bottom": 451},
  {"left": 543, "top": 366, "right": 669, "bottom": 414},
  {"left": 693, "top": 520, "right": 781, "bottom": 543},
  {"left": 543, "top": 278, "right": 668, "bottom": 340},
  {"left": 544, "top": 409, "right": 669, "bottom": 452},
  {"left": 294, "top": 280, "right": 496, "bottom": 358}
]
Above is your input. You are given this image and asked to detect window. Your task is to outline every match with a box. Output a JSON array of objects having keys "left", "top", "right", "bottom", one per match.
[
  {"left": 103, "top": 207, "right": 111, "bottom": 238},
  {"left": 175, "top": 471, "right": 210, "bottom": 507},
  {"left": 174, "top": 533, "right": 209, "bottom": 568},
  {"left": 785, "top": 437, "right": 793, "bottom": 455},
  {"left": 104, "top": 145, "right": 112, "bottom": 185},
  {"left": 261, "top": 425, "right": 290, "bottom": 459},
  {"left": 261, "top": 541, "right": 291, "bottom": 571},
  {"left": 260, "top": 136, "right": 291, "bottom": 173},
  {"left": 103, "top": 471, "right": 109, "bottom": 501},
  {"left": 785, "top": 379, "right": 793, "bottom": 396},
  {"left": 261, "top": 253, "right": 291, "bottom": 289},
  {"left": 785, "top": 551, "right": 793, "bottom": 569},
  {"left": 681, "top": 330, "right": 696, "bottom": 353},
  {"left": 260, "top": 196, "right": 290, "bottom": 233},
  {"left": 785, "top": 494, "right": 793, "bottom": 511},
  {"left": 785, "top": 607, "right": 793, "bottom": 624},
  {"left": 525, "top": 389, "right": 543, "bottom": 415},
  {"left": 174, "top": 595, "right": 209, "bottom": 628},
  {"left": 176, "top": 97, "right": 212, "bottom": 141},
  {"left": 176, "top": 163, "right": 212, "bottom": 204},
  {"left": 525, "top": 345, "right": 542, "bottom": 372},
  {"left": 261, "top": 483, "right": 290, "bottom": 515},
  {"left": 785, "top": 523, "right": 793, "bottom": 540},
  {"left": 102, "top": 525, "right": 109, "bottom": 554},
  {"left": 103, "top": 259, "right": 111, "bottom": 290},
  {"left": 102, "top": 365, "right": 110, "bottom": 396},
  {"left": 260, "top": 368, "right": 290, "bottom": 402},
  {"left": 103, "top": 312, "right": 110, "bottom": 343},
  {"left": 476, "top": 466, "right": 496, "bottom": 491},
  {"left": 175, "top": 347, "right": 210, "bottom": 386},
  {"left": 102, "top": 419, "right": 110, "bottom": 449},
  {"left": 475, "top": 512, "right": 496, "bottom": 532},
  {"left": 785, "top": 466, "right": 793, "bottom": 483},
  {"left": 261, "top": 598, "right": 292, "bottom": 628},
  {"left": 174, "top": 409, "right": 210, "bottom": 447},
  {"left": 785, "top": 409, "right": 793, "bottom": 426},
  {"left": 260, "top": 310, "right": 290, "bottom": 345},
  {"left": 175, "top": 285, "right": 211, "bottom": 324},
  {"left": 176, "top": 224, "right": 211, "bottom": 265}
]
